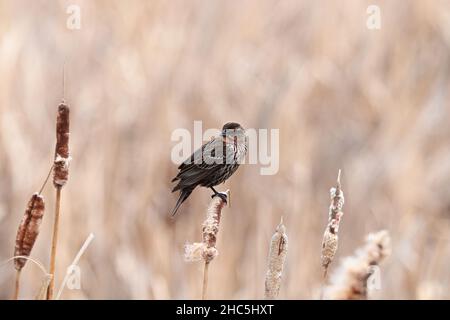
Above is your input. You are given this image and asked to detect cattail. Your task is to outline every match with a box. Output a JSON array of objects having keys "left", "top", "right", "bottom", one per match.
[
  {"left": 14, "top": 194, "right": 45, "bottom": 270},
  {"left": 264, "top": 217, "right": 288, "bottom": 299},
  {"left": 184, "top": 190, "right": 229, "bottom": 299},
  {"left": 53, "top": 102, "right": 70, "bottom": 187},
  {"left": 325, "top": 230, "right": 391, "bottom": 300},
  {"left": 48, "top": 100, "right": 70, "bottom": 300},
  {"left": 12, "top": 193, "right": 45, "bottom": 299},
  {"left": 321, "top": 170, "right": 344, "bottom": 277}
]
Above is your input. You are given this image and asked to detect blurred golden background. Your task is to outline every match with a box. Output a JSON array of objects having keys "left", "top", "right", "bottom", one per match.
[{"left": 1, "top": 0, "right": 450, "bottom": 299}]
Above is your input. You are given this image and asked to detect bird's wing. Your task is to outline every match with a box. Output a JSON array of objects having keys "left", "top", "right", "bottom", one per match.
[
  {"left": 176, "top": 138, "right": 222, "bottom": 170},
  {"left": 171, "top": 137, "right": 225, "bottom": 190}
]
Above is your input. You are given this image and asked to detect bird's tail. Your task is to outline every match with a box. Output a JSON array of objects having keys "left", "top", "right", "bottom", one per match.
[{"left": 171, "top": 189, "right": 192, "bottom": 216}]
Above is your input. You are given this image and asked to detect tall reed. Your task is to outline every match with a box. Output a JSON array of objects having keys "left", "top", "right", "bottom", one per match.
[{"left": 47, "top": 101, "right": 70, "bottom": 300}]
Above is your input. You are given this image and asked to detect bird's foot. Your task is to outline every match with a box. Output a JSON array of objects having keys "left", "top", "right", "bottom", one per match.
[{"left": 211, "top": 192, "right": 228, "bottom": 204}]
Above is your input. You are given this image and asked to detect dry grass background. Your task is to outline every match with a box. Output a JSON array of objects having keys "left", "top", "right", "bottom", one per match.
[{"left": 1, "top": 0, "right": 450, "bottom": 299}]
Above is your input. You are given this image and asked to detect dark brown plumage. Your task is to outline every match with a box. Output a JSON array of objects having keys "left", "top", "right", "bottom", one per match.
[{"left": 171, "top": 122, "right": 247, "bottom": 216}]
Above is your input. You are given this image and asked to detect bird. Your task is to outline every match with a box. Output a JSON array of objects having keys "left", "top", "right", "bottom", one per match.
[{"left": 170, "top": 122, "right": 247, "bottom": 216}]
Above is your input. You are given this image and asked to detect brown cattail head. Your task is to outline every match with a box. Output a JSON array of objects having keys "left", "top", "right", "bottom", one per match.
[
  {"left": 53, "top": 102, "right": 70, "bottom": 188},
  {"left": 325, "top": 230, "right": 391, "bottom": 300},
  {"left": 14, "top": 194, "right": 45, "bottom": 271},
  {"left": 185, "top": 191, "right": 229, "bottom": 263},
  {"left": 321, "top": 170, "right": 344, "bottom": 275},
  {"left": 265, "top": 218, "right": 288, "bottom": 299}
]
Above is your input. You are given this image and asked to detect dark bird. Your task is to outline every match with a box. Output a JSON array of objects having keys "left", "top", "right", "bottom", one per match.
[{"left": 171, "top": 122, "right": 247, "bottom": 216}]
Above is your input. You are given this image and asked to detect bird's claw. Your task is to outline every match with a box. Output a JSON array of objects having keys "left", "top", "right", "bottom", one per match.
[{"left": 211, "top": 192, "right": 228, "bottom": 203}]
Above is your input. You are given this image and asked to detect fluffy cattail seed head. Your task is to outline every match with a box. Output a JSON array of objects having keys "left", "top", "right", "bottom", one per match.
[
  {"left": 321, "top": 170, "right": 344, "bottom": 275},
  {"left": 321, "top": 229, "right": 338, "bottom": 273},
  {"left": 325, "top": 230, "right": 391, "bottom": 300},
  {"left": 53, "top": 102, "right": 70, "bottom": 187},
  {"left": 14, "top": 194, "right": 45, "bottom": 271},
  {"left": 265, "top": 218, "right": 288, "bottom": 299},
  {"left": 184, "top": 191, "right": 229, "bottom": 263}
]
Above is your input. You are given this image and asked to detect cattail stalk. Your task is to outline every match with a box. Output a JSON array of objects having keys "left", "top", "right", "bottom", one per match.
[
  {"left": 13, "top": 270, "right": 21, "bottom": 300},
  {"left": 202, "top": 261, "right": 210, "bottom": 300},
  {"left": 325, "top": 230, "right": 391, "bottom": 300},
  {"left": 184, "top": 190, "right": 229, "bottom": 300},
  {"left": 264, "top": 218, "right": 288, "bottom": 299},
  {"left": 321, "top": 170, "right": 344, "bottom": 278},
  {"left": 36, "top": 274, "right": 53, "bottom": 300},
  {"left": 47, "top": 102, "right": 70, "bottom": 300},
  {"left": 12, "top": 193, "right": 45, "bottom": 299},
  {"left": 47, "top": 187, "right": 61, "bottom": 300}
]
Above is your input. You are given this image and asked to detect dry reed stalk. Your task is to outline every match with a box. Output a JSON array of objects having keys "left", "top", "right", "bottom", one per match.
[
  {"left": 12, "top": 193, "right": 45, "bottom": 299},
  {"left": 321, "top": 170, "right": 344, "bottom": 278},
  {"left": 264, "top": 217, "right": 288, "bottom": 299},
  {"left": 13, "top": 270, "right": 21, "bottom": 300},
  {"left": 47, "top": 101, "right": 70, "bottom": 300},
  {"left": 35, "top": 274, "right": 53, "bottom": 300},
  {"left": 184, "top": 190, "right": 229, "bottom": 300},
  {"left": 325, "top": 230, "right": 391, "bottom": 300}
]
